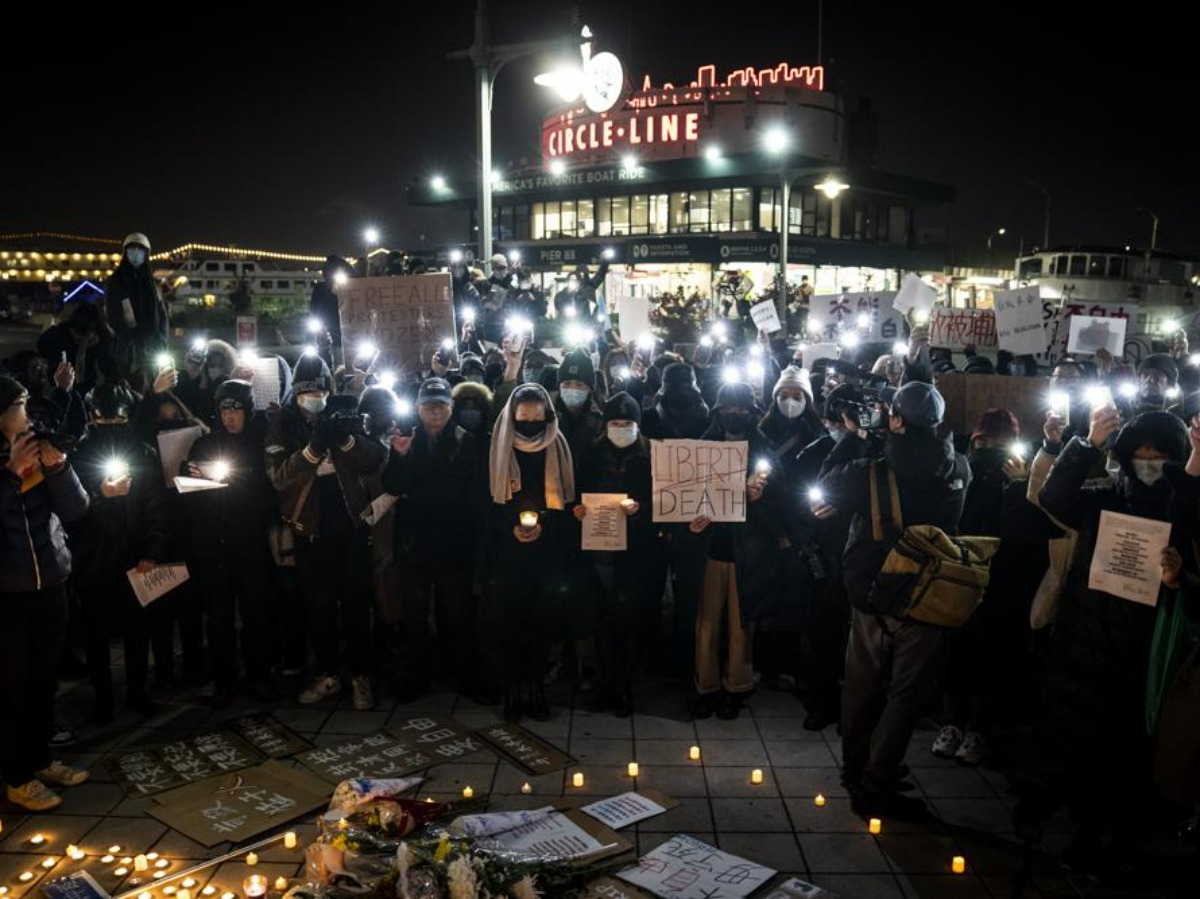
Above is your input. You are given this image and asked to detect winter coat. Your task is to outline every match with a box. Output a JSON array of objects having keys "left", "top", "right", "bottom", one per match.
[
  {"left": 104, "top": 261, "right": 169, "bottom": 361},
  {"left": 820, "top": 429, "right": 971, "bottom": 614},
  {"left": 553, "top": 394, "right": 604, "bottom": 475},
  {"left": 0, "top": 458, "right": 89, "bottom": 592},
  {"left": 309, "top": 280, "right": 342, "bottom": 342},
  {"left": 502, "top": 289, "right": 548, "bottom": 324},
  {"left": 576, "top": 433, "right": 659, "bottom": 581},
  {"left": 263, "top": 403, "right": 386, "bottom": 540},
  {"left": 36, "top": 321, "right": 121, "bottom": 394}
]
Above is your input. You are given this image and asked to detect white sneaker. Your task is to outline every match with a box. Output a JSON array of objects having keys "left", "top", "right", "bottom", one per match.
[
  {"left": 931, "top": 724, "right": 964, "bottom": 758},
  {"left": 351, "top": 676, "right": 374, "bottom": 711},
  {"left": 954, "top": 731, "right": 988, "bottom": 766},
  {"left": 36, "top": 760, "right": 90, "bottom": 787},
  {"left": 298, "top": 674, "right": 341, "bottom": 704},
  {"left": 7, "top": 779, "right": 62, "bottom": 811}
]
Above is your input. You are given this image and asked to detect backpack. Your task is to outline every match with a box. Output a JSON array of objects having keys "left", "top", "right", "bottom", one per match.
[{"left": 867, "top": 460, "right": 1000, "bottom": 627}]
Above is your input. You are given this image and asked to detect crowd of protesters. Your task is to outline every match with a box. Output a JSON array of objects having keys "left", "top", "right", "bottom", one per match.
[{"left": 2, "top": 236, "right": 1198, "bottom": 883}]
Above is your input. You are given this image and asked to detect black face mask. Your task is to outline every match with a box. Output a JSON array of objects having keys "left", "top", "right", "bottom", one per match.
[
  {"left": 156, "top": 419, "right": 188, "bottom": 433},
  {"left": 721, "top": 412, "right": 753, "bottom": 435},
  {"left": 458, "top": 408, "right": 485, "bottom": 431},
  {"left": 513, "top": 419, "right": 546, "bottom": 439}
]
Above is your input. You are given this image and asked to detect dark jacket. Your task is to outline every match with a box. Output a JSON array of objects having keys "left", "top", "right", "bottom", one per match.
[
  {"left": 0, "top": 459, "right": 89, "bottom": 592},
  {"left": 104, "top": 261, "right": 169, "bottom": 362},
  {"left": 36, "top": 321, "right": 121, "bottom": 394},
  {"left": 554, "top": 394, "right": 604, "bottom": 475},
  {"left": 380, "top": 423, "right": 483, "bottom": 567},
  {"left": 820, "top": 429, "right": 971, "bottom": 613},
  {"left": 184, "top": 418, "right": 276, "bottom": 559},
  {"left": 576, "top": 433, "right": 658, "bottom": 579},
  {"left": 309, "top": 280, "right": 342, "bottom": 343},
  {"left": 263, "top": 402, "right": 386, "bottom": 540}
]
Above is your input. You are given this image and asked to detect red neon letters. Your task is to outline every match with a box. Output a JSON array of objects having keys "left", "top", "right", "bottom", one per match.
[{"left": 545, "top": 110, "right": 701, "bottom": 158}]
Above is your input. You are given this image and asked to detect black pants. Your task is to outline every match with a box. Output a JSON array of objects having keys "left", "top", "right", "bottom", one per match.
[
  {"left": 396, "top": 565, "right": 477, "bottom": 691},
  {"left": 805, "top": 581, "right": 850, "bottom": 718},
  {"left": 271, "top": 565, "right": 307, "bottom": 673},
  {"left": 296, "top": 532, "right": 372, "bottom": 677},
  {"left": 480, "top": 556, "right": 556, "bottom": 692},
  {"left": 78, "top": 568, "right": 169, "bottom": 706},
  {"left": 0, "top": 585, "right": 67, "bottom": 787},
  {"left": 594, "top": 564, "right": 644, "bottom": 695},
  {"left": 198, "top": 547, "right": 272, "bottom": 689}
]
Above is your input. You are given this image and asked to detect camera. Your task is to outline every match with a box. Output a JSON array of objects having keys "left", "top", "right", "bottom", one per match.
[
  {"left": 328, "top": 410, "right": 369, "bottom": 439},
  {"left": 26, "top": 397, "right": 78, "bottom": 453}
]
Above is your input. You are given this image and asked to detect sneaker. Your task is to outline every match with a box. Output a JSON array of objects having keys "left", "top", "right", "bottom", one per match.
[
  {"left": 351, "top": 676, "right": 374, "bottom": 711},
  {"left": 931, "top": 724, "right": 964, "bottom": 759},
  {"left": 48, "top": 726, "right": 77, "bottom": 748},
  {"left": 7, "top": 779, "right": 63, "bottom": 811},
  {"left": 954, "top": 731, "right": 988, "bottom": 766},
  {"left": 36, "top": 760, "right": 90, "bottom": 787},
  {"left": 298, "top": 674, "right": 341, "bottom": 704}
]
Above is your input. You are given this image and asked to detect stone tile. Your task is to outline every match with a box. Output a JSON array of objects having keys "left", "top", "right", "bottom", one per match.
[
  {"left": 437, "top": 710, "right": 503, "bottom": 730},
  {"left": 747, "top": 690, "right": 807, "bottom": 716},
  {"left": 150, "top": 828, "right": 229, "bottom": 859},
  {"left": 0, "top": 852, "right": 53, "bottom": 899},
  {"left": 710, "top": 797, "right": 791, "bottom": 832},
  {"left": 786, "top": 797, "right": 863, "bottom": 834},
  {"left": 910, "top": 767, "right": 995, "bottom": 798},
  {"left": 810, "top": 873, "right": 906, "bottom": 898},
  {"left": 980, "top": 876, "right": 1043, "bottom": 898},
  {"left": 110, "top": 795, "right": 159, "bottom": 817},
  {"left": 516, "top": 718, "right": 570, "bottom": 743},
  {"left": 570, "top": 713, "right": 634, "bottom": 740},
  {"left": 76, "top": 817, "right": 167, "bottom": 853},
  {"left": 755, "top": 717, "right": 826, "bottom": 741},
  {"left": 632, "top": 800, "right": 714, "bottom": 834},
  {"left": 703, "top": 766, "right": 778, "bottom": 798},
  {"left": 269, "top": 708, "right": 331, "bottom": 732},
  {"left": 894, "top": 874, "right": 994, "bottom": 898},
  {"left": 716, "top": 833, "right": 805, "bottom": 873},
  {"left": 631, "top": 716, "right": 697, "bottom": 741},
  {"left": 823, "top": 736, "right": 844, "bottom": 765},
  {"left": 775, "top": 767, "right": 850, "bottom": 798},
  {"left": 801, "top": 834, "right": 892, "bottom": 873},
  {"left": 627, "top": 739, "right": 692, "bottom": 766},
  {"left": 764, "top": 740, "right": 837, "bottom": 767},
  {"left": 692, "top": 739, "right": 768, "bottom": 767},
  {"left": 320, "top": 710, "right": 390, "bottom": 734},
  {"left": 876, "top": 833, "right": 960, "bottom": 875},
  {"left": 630, "top": 765, "right": 710, "bottom": 799},
  {"left": 567, "top": 737, "right": 634, "bottom": 766},
  {"left": 59, "top": 754, "right": 113, "bottom": 782},
  {"left": 930, "top": 798, "right": 1016, "bottom": 834},
  {"left": 55, "top": 783, "right": 126, "bottom": 817},
  {"left": 694, "top": 716, "right": 761, "bottom": 740},
  {"left": 492, "top": 763, "right": 567, "bottom": 796},
  {"left": 0, "top": 815, "right": 100, "bottom": 849},
  {"left": 419, "top": 761, "right": 498, "bottom": 794}
]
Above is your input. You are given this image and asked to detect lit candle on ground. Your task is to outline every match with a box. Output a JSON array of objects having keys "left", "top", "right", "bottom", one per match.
[
  {"left": 869, "top": 818, "right": 882, "bottom": 835},
  {"left": 43, "top": 859, "right": 58, "bottom": 870},
  {"left": 337, "top": 818, "right": 349, "bottom": 831},
  {"left": 102, "top": 856, "right": 116, "bottom": 864},
  {"left": 163, "top": 888, "right": 176, "bottom": 896},
  {"left": 122, "top": 858, "right": 133, "bottom": 866},
  {"left": 146, "top": 854, "right": 159, "bottom": 861},
  {"left": 521, "top": 782, "right": 532, "bottom": 794},
  {"left": 138, "top": 892, "right": 153, "bottom": 899},
  {"left": 135, "top": 856, "right": 149, "bottom": 872},
  {"left": 273, "top": 878, "right": 288, "bottom": 892},
  {"left": 222, "top": 893, "right": 237, "bottom": 899},
  {"left": 952, "top": 856, "right": 966, "bottom": 874},
  {"left": 19, "top": 873, "right": 34, "bottom": 883},
  {"left": 181, "top": 880, "right": 197, "bottom": 889},
  {"left": 627, "top": 762, "right": 639, "bottom": 777},
  {"left": 30, "top": 834, "right": 46, "bottom": 846},
  {"left": 814, "top": 794, "right": 826, "bottom": 807},
  {"left": 202, "top": 888, "right": 216, "bottom": 896},
  {"left": 244, "top": 875, "right": 268, "bottom": 898},
  {"left": 108, "top": 846, "right": 122, "bottom": 854},
  {"left": 66, "top": 845, "right": 81, "bottom": 859},
  {"left": 114, "top": 867, "right": 129, "bottom": 877},
  {"left": 153, "top": 872, "right": 167, "bottom": 880},
  {"left": 155, "top": 859, "right": 170, "bottom": 869},
  {"left": 283, "top": 832, "right": 297, "bottom": 850},
  {"left": 751, "top": 769, "right": 764, "bottom": 785},
  {"left": 462, "top": 786, "right": 474, "bottom": 799},
  {"left": 572, "top": 772, "right": 585, "bottom": 787},
  {"left": 689, "top": 746, "right": 701, "bottom": 761},
  {"left": 245, "top": 852, "right": 258, "bottom": 866}
]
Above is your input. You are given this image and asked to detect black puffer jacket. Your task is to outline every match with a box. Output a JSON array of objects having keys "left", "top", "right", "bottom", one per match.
[
  {"left": 104, "top": 260, "right": 169, "bottom": 359},
  {"left": 0, "top": 459, "right": 89, "bottom": 592},
  {"left": 820, "top": 429, "right": 971, "bottom": 614},
  {"left": 184, "top": 417, "right": 276, "bottom": 559}
]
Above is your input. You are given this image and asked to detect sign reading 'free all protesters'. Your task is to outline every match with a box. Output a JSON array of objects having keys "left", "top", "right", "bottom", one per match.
[
  {"left": 651, "top": 440, "right": 748, "bottom": 523},
  {"left": 337, "top": 274, "right": 455, "bottom": 380}
]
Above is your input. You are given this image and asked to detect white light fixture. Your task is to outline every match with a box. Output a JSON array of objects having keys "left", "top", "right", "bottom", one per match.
[
  {"left": 430, "top": 175, "right": 447, "bottom": 191},
  {"left": 763, "top": 127, "right": 789, "bottom": 155},
  {"left": 548, "top": 159, "right": 566, "bottom": 176},
  {"left": 333, "top": 271, "right": 349, "bottom": 288},
  {"left": 363, "top": 227, "right": 380, "bottom": 245},
  {"left": 704, "top": 145, "right": 722, "bottom": 161},
  {"left": 534, "top": 67, "right": 584, "bottom": 102},
  {"left": 817, "top": 177, "right": 849, "bottom": 199},
  {"left": 621, "top": 154, "right": 638, "bottom": 170}
]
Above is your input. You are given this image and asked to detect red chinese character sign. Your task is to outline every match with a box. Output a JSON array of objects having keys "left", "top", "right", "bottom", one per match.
[
  {"left": 929, "top": 308, "right": 998, "bottom": 350},
  {"left": 337, "top": 274, "right": 455, "bottom": 381}
]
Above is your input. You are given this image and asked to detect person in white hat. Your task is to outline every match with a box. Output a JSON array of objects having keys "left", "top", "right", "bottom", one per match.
[{"left": 104, "top": 232, "right": 168, "bottom": 387}]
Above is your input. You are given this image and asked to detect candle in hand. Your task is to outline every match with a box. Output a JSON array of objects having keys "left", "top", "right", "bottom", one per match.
[{"left": 519, "top": 511, "right": 539, "bottom": 529}]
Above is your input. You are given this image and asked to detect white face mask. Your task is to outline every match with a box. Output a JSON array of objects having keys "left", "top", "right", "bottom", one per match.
[
  {"left": 777, "top": 396, "right": 806, "bottom": 419},
  {"left": 560, "top": 387, "right": 589, "bottom": 409},
  {"left": 607, "top": 423, "right": 639, "bottom": 448},
  {"left": 1132, "top": 459, "right": 1166, "bottom": 486},
  {"left": 298, "top": 395, "right": 327, "bottom": 414},
  {"left": 126, "top": 248, "right": 146, "bottom": 267}
]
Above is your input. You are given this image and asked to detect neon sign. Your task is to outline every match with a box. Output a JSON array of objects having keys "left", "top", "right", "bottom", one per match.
[
  {"left": 639, "top": 61, "right": 825, "bottom": 93},
  {"left": 545, "top": 110, "right": 701, "bottom": 157}
]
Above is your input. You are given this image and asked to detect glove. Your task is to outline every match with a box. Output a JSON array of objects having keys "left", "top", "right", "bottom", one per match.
[{"left": 308, "top": 418, "right": 340, "bottom": 456}]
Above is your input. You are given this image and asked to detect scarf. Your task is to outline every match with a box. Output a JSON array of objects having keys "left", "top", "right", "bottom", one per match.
[{"left": 489, "top": 405, "right": 575, "bottom": 509}]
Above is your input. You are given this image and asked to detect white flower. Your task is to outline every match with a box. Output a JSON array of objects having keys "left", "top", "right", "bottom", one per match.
[
  {"left": 446, "top": 857, "right": 478, "bottom": 899},
  {"left": 508, "top": 875, "right": 541, "bottom": 899}
]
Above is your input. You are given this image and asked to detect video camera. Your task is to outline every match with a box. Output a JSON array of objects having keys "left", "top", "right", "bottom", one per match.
[
  {"left": 826, "top": 384, "right": 887, "bottom": 433},
  {"left": 26, "top": 396, "right": 78, "bottom": 453}
]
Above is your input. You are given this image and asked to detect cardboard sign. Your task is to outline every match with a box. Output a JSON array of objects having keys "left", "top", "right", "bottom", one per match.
[
  {"left": 1088, "top": 510, "right": 1171, "bottom": 605},
  {"left": 929, "top": 307, "right": 998, "bottom": 350},
  {"left": 157, "top": 424, "right": 204, "bottom": 486},
  {"left": 651, "top": 439, "right": 748, "bottom": 523},
  {"left": 109, "top": 732, "right": 262, "bottom": 796},
  {"left": 993, "top": 286, "right": 1047, "bottom": 356},
  {"left": 40, "top": 871, "right": 111, "bottom": 899},
  {"left": 126, "top": 563, "right": 190, "bottom": 607},
  {"left": 475, "top": 722, "right": 576, "bottom": 775},
  {"left": 299, "top": 718, "right": 483, "bottom": 783},
  {"left": 581, "top": 493, "right": 628, "bottom": 551},
  {"left": 1067, "top": 314, "right": 1127, "bottom": 356},
  {"left": 618, "top": 833, "right": 776, "bottom": 899},
  {"left": 577, "top": 878, "right": 655, "bottom": 899},
  {"left": 337, "top": 274, "right": 455, "bottom": 380},
  {"left": 810, "top": 292, "right": 903, "bottom": 341},
  {"left": 761, "top": 876, "right": 837, "bottom": 898},
  {"left": 932, "top": 373, "right": 1051, "bottom": 443},
  {"left": 749, "top": 299, "right": 782, "bottom": 334},
  {"left": 227, "top": 714, "right": 313, "bottom": 759},
  {"left": 149, "top": 760, "right": 329, "bottom": 847},
  {"left": 892, "top": 272, "right": 937, "bottom": 317},
  {"left": 386, "top": 713, "right": 485, "bottom": 760}
]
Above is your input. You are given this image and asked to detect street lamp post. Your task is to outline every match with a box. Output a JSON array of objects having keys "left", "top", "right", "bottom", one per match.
[
  {"left": 987, "top": 227, "right": 1006, "bottom": 250},
  {"left": 1024, "top": 181, "right": 1051, "bottom": 249}
]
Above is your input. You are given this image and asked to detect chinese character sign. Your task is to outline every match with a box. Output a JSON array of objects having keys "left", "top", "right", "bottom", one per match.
[
  {"left": 929, "top": 308, "right": 998, "bottom": 350},
  {"left": 617, "top": 834, "right": 776, "bottom": 899},
  {"left": 810, "top": 292, "right": 903, "bottom": 341},
  {"left": 992, "top": 286, "right": 1047, "bottom": 356}
]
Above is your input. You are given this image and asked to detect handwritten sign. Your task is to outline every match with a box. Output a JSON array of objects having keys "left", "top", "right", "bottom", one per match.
[
  {"left": 41, "top": 871, "right": 111, "bottom": 899},
  {"left": 126, "top": 563, "right": 190, "bottom": 607},
  {"left": 109, "top": 732, "right": 261, "bottom": 796},
  {"left": 488, "top": 810, "right": 607, "bottom": 860},
  {"left": 236, "top": 315, "right": 258, "bottom": 347},
  {"left": 582, "top": 493, "right": 628, "bottom": 551},
  {"left": 227, "top": 714, "right": 312, "bottom": 758},
  {"left": 300, "top": 718, "right": 482, "bottom": 784},
  {"left": 1043, "top": 300, "right": 1139, "bottom": 360},
  {"left": 157, "top": 424, "right": 204, "bottom": 486},
  {"left": 475, "top": 722, "right": 575, "bottom": 775},
  {"left": 580, "top": 792, "right": 669, "bottom": 830},
  {"left": 749, "top": 299, "right": 782, "bottom": 334},
  {"left": 929, "top": 307, "right": 998, "bottom": 350},
  {"left": 992, "top": 286, "right": 1047, "bottom": 356},
  {"left": 577, "top": 878, "right": 655, "bottom": 899},
  {"left": 800, "top": 343, "right": 839, "bottom": 371},
  {"left": 810, "top": 292, "right": 903, "bottom": 341},
  {"left": 338, "top": 274, "right": 455, "bottom": 381},
  {"left": 618, "top": 834, "right": 776, "bottom": 899},
  {"left": 149, "top": 760, "right": 329, "bottom": 847},
  {"left": 387, "top": 714, "right": 484, "bottom": 760},
  {"left": 250, "top": 357, "right": 283, "bottom": 410},
  {"left": 651, "top": 440, "right": 747, "bottom": 523},
  {"left": 1088, "top": 510, "right": 1171, "bottom": 605},
  {"left": 1068, "top": 314, "right": 1127, "bottom": 356}
]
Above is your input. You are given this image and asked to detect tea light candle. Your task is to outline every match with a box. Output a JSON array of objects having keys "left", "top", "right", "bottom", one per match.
[
  {"left": 138, "top": 893, "right": 152, "bottom": 899},
  {"left": 122, "top": 858, "right": 134, "bottom": 866},
  {"left": 177, "top": 890, "right": 191, "bottom": 899},
  {"left": 337, "top": 817, "right": 349, "bottom": 831},
  {"left": 69, "top": 846, "right": 86, "bottom": 861},
  {"left": 750, "top": 769, "right": 764, "bottom": 785},
  {"left": 462, "top": 786, "right": 474, "bottom": 799},
  {"left": 155, "top": 860, "right": 170, "bottom": 870},
  {"left": 952, "top": 856, "right": 966, "bottom": 874},
  {"left": 43, "top": 859, "right": 58, "bottom": 870},
  {"left": 108, "top": 846, "right": 122, "bottom": 854},
  {"left": 19, "top": 873, "right": 34, "bottom": 883},
  {"left": 283, "top": 832, "right": 298, "bottom": 850},
  {"left": 202, "top": 887, "right": 217, "bottom": 896},
  {"left": 572, "top": 772, "right": 585, "bottom": 787},
  {"left": 102, "top": 855, "right": 116, "bottom": 864},
  {"left": 689, "top": 746, "right": 701, "bottom": 761},
  {"left": 30, "top": 834, "right": 46, "bottom": 846},
  {"left": 814, "top": 793, "right": 827, "bottom": 807},
  {"left": 869, "top": 818, "right": 882, "bottom": 835},
  {"left": 273, "top": 878, "right": 288, "bottom": 892},
  {"left": 627, "top": 762, "right": 639, "bottom": 777},
  {"left": 135, "top": 856, "right": 150, "bottom": 872},
  {"left": 163, "top": 888, "right": 177, "bottom": 896},
  {"left": 181, "top": 880, "right": 197, "bottom": 889},
  {"left": 114, "top": 867, "right": 130, "bottom": 877},
  {"left": 244, "top": 875, "right": 268, "bottom": 898},
  {"left": 521, "top": 782, "right": 532, "bottom": 794},
  {"left": 146, "top": 854, "right": 159, "bottom": 861},
  {"left": 519, "top": 511, "right": 539, "bottom": 529},
  {"left": 245, "top": 852, "right": 258, "bottom": 866},
  {"left": 153, "top": 872, "right": 167, "bottom": 880},
  {"left": 222, "top": 893, "right": 236, "bottom": 899}
]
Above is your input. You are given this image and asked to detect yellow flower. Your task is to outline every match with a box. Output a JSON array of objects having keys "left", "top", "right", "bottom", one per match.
[{"left": 433, "top": 835, "right": 452, "bottom": 863}]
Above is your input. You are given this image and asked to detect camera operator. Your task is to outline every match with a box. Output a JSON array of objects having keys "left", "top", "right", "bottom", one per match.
[
  {"left": 818, "top": 381, "right": 970, "bottom": 820},
  {"left": 265, "top": 354, "right": 386, "bottom": 711},
  {"left": 1, "top": 376, "right": 91, "bottom": 811}
]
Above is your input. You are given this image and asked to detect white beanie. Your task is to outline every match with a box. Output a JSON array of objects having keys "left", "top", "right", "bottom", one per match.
[{"left": 772, "top": 365, "right": 813, "bottom": 401}]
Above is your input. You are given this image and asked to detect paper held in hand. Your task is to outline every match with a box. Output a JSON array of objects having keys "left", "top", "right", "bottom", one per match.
[
  {"left": 126, "top": 563, "right": 190, "bottom": 607},
  {"left": 1088, "top": 510, "right": 1171, "bottom": 605},
  {"left": 1067, "top": 314, "right": 1127, "bottom": 356},
  {"left": 581, "top": 493, "right": 628, "bottom": 551},
  {"left": 173, "top": 476, "right": 229, "bottom": 494},
  {"left": 749, "top": 299, "right": 782, "bottom": 334}
]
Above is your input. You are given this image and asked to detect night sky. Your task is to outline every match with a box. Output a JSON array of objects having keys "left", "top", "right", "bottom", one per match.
[{"left": 5, "top": 2, "right": 1194, "bottom": 261}]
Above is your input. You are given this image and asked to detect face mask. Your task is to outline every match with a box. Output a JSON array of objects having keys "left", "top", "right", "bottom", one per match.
[
  {"left": 298, "top": 395, "right": 327, "bottom": 414},
  {"left": 721, "top": 412, "right": 753, "bottom": 435},
  {"left": 777, "top": 397, "right": 806, "bottom": 419},
  {"left": 1132, "top": 459, "right": 1166, "bottom": 486},
  {"left": 126, "top": 248, "right": 146, "bottom": 267},
  {"left": 560, "top": 387, "right": 589, "bottom": 409},
  {"left": 830, "top": 427, "right": 849, "bottom": 444},
  {"left": 607, "top": 423, "right": 639, "bottom": 448},
  {"left": 513, "top": 419, "right": 546, "bottom": 439},
  {"left": 523, "top": 367, "right": 543, "bottom": 385},
  {"left": 207, "top": 365, "right": 228, "bottom": 382},
  {"left": 458, "top": 408, "right": 484, "bottom": 430}
]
